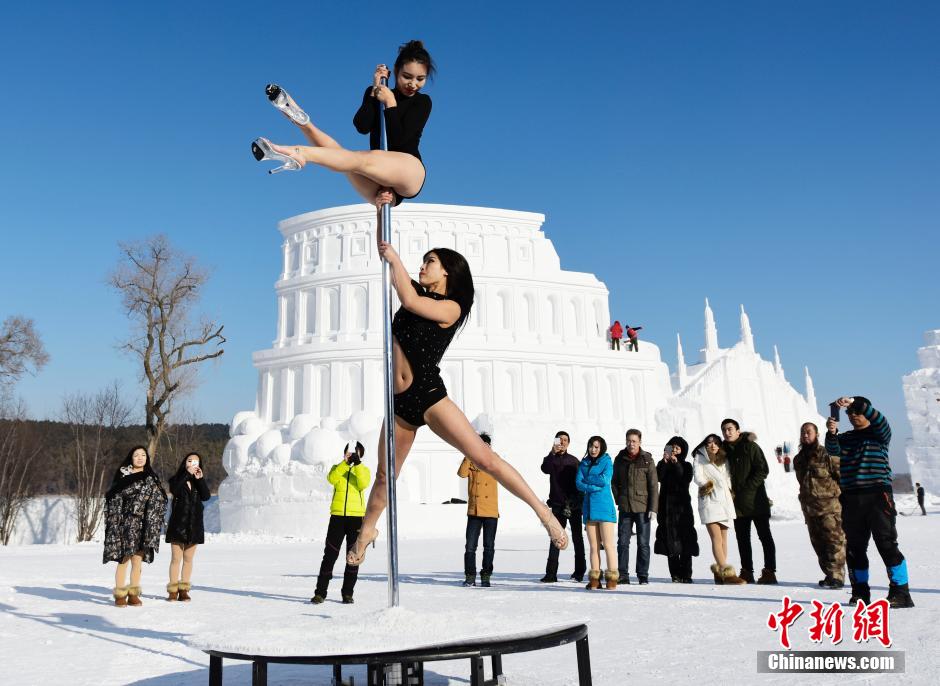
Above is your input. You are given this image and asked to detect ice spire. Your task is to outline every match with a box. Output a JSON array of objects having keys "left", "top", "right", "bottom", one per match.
[
  {"left": 804, "top": 366, "right": 817, "bottom": 411},
  {"left": 773, "top": 345, "right": 784, "bottom": 378},
  {"left": 703, "top": 298, "right": 719, "bottom": 361},
  {"left": 677, "top": 333, "right": 688, "bottom": 387},
  {"left": 740, "top": 304, "right": 754, "bottom": 352}
]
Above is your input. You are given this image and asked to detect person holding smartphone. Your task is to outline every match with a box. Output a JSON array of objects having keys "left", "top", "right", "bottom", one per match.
[
  {"left": 165, "top": 452, "right": 211, "bottom": 601},
  {"left": 539, "top": 431, "right": 586, "bottom": 583},
  {"left": 826, "top": 396, "right": 913, "bottom": 608},
  {"left": 312, "top": 442, "right": 371, "bottom": 605},
  {"left": 653, "top": 437, "right": 699, "bottom": 583}
]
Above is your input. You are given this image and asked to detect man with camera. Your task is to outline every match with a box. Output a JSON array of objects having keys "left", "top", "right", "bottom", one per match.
[
  {"left": 539, "top": 430, "right": 586, "bottom": 583},
  {"left": 826, "top": 396, "right": 914, "bottom": 608},
  {"left": 311, "top": 442, "right": 371, "bottom": 605}
]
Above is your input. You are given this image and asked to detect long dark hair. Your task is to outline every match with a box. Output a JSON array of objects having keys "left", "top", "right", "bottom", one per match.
[
  {"left": 107, "top": 445, "right": 163, "bottom": 498},
  {"left": 170, "top": 451, "right": 201, "bottom": 484},
  {"left": 693, "top": 434, "right": 726, "bottom": 466},
  {"left": 394, "top": 40, "right": 435, "bottom": 80},
  {"left": 584, "top": 435, "right": 607, "bottom": 459},
  {"left": 424, "top": 248, "right": 474, "bottom": 330}
]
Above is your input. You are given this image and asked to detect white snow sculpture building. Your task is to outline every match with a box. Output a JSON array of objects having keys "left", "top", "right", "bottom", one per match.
[
  {"left": 220, "top": 203, "right": 823, "bottom": 537},
  {"left": 903, "top": 330, "right": 940, "bottom": 494}
]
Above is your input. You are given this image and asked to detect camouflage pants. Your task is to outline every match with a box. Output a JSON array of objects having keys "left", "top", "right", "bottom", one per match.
[{"left": 804, "top": 509, "right": 846, "bottom": 581}]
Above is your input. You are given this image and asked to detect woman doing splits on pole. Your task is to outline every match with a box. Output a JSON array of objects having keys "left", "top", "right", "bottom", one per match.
[
  {"left": 253, "top": 40, "right": 432, "bottom": 207},
  {"left": 345, "top": 243, "right": 569, "bottom": 566}
]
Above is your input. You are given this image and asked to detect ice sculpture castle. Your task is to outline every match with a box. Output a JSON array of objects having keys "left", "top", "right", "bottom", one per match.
[
  {"left": 903, "top": 330, "right": 940, "bottom": 495},
  {"left": 219, "top": 203, "right": 823, "bottom": 536}
]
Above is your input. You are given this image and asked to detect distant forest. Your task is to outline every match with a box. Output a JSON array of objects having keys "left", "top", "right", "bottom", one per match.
[{"left": 10, "top": 420, "right": 228, "bottom": 495}]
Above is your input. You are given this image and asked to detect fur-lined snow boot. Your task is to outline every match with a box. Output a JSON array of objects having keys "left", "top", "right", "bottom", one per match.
[
  {"left": 166, "top": 582, "right": 179, "bottom": 602},
  {"left": 113, "top": 586, "right": 129, "bottom": 607},
  {"left": 604, "top": 570, "right": 620, "bottom": 590},
  {"left": 127, "top": 585, "right": 143, "bottom": 606},
  {"left": 586, "top": 569, "right": 602, "bottom": 590},
  {"left": 177, "top": 582, "right": 191, "bottom": 602},
  {"left": 710, "top": 563, "right": 723, "bottom": 585},
  {"left": 722, "top": 565, "right": 746, "bottom": 585}
]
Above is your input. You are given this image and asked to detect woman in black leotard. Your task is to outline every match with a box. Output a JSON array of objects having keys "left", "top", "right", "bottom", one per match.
[
  {"left": 260, "top": 40, "right": 432, "bottom": 206},
  {"left": 345, "top": 241, "right": 571, "bottom": 566}
]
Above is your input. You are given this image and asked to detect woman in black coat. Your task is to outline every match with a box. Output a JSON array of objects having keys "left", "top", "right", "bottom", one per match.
[
  {"left": 653, "top": 436, "right": 699, "bottom": 582},
  {"left": 165, "top": 452, "right": 211, "bottom": 601}
]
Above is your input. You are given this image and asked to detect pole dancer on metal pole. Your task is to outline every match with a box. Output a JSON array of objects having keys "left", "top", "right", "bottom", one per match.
[{"left": 377, "top": 75, "right": 401, "bottom": 609}]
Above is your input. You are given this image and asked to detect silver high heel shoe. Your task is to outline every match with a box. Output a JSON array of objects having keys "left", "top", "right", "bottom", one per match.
[
  {"left": 266, "top": 83, "right": 310, "bottom": 126},
  {"left": 251, "top": 137, "right": 302, "bottom": 174}
]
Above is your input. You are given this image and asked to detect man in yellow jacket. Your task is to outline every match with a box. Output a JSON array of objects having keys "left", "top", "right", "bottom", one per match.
[
  {"left": 312, "top": 442, "right": 371, "bottom": 604},
  {"left": 459, "top": 432, "right": 499, "bottom": 587}
]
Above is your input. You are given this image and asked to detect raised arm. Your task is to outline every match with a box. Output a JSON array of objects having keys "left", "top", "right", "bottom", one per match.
[{"left": 377, "top": 242, "right": 461, "bottom": 326}]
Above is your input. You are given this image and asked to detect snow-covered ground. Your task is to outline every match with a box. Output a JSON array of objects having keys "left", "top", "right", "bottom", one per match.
[{"left": 1, "top": 495, "right": 937, "bottom": 685}]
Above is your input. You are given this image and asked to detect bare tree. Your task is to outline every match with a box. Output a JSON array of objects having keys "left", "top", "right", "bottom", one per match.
[
  {"left": 0, "top": 398, "right": 42, "bottom": 545},
  {"left": 62, "top": 382, "right": 133, "bottom": 541},
  {"left": 160, "top": 404, "right": 202, "bottom": 469},
  {"left": 109, "top": 235, "right": 225, "bottom": 466},
  {"left": 0, "top": 316, "right": 49, "bottom": 387}
]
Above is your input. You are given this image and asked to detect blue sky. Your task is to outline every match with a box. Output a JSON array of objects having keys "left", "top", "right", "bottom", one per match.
[{"left": 2, "top": 1, "right": 937, "bottom": 469}]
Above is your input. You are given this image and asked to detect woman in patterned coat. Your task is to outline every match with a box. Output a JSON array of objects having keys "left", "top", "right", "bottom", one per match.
[{"left": 103, "top": 446, "right": 167, "bottom": 607}]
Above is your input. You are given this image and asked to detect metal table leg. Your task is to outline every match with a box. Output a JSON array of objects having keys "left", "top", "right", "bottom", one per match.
[
  {"left": 576, "top": 636, "right": 592, "bottom": 686},
  {"left": 252, "top": 660, "right": 267, "bottom": 686},
  {"left": 209, "top": 655, "right": 222, "bottom": 686}
]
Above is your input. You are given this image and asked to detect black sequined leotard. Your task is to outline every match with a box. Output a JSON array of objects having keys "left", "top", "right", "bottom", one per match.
[{"left": 391, "top": 281, "right": 460, "bottom": 427}]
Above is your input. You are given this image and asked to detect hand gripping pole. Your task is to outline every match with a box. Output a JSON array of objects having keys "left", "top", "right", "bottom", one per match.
[{"left": 378, "top": 76, "right": 400, "bottom": 609}]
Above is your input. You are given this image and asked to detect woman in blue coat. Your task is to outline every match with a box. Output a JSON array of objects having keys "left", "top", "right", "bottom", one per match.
[{"left": 576, "top": 436, "right": 619, "bottom": 589}]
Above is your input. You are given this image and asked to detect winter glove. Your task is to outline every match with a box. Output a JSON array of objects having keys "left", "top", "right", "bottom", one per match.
[{"left": 698, "top": 481, "right": 714, "bottom": 498}]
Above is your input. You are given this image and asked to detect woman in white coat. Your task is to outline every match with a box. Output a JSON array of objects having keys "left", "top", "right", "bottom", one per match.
[{"left": 693, "top": 434, "right": 745, "bottom": 585}]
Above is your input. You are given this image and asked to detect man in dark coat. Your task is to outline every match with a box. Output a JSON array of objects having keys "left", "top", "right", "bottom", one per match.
[
  {"left": 540, "top": 430, "right": 586, "bottom": 582},
  {"left": 653, "top": 436, "right": 699, "bottom": 582},
  {"left": 916, "top": 482, "right": 926, "bottom": 516},
  {"left": 721, "top": 419, "right": 777, "bottom": 584},
  {"left": 612, "top": 428, "right": 658, "bottom": 584}
]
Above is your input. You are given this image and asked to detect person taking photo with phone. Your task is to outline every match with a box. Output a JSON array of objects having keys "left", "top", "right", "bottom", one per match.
[
  {"left": 826, "top": 396, "right": 914, "bottom": 608},
  {"left": 539, "top": 431, "right": 586, "bottom": 583},
  {"left": 165, "top": 452, "right": 211, "bottom": 601}
]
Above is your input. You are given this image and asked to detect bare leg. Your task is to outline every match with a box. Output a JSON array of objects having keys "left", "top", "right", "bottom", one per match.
[
  {"left": 585, "top": 524, "right": 600, "bottom": 571},
  {"left": 169, "top": 543, "right": 183, "bottom": 584},
  {"left": 272, "top": 143, "right": 425, "bottom": 198},
  {"left": 181, "top": 545, "right": 197, "bottom": 583},
  {"left": 357, "top": 417, "right": 418, "bottom": 539},
  {"left": 130, "top": 554, "right": 143, "bottom": 587},
  {"left": 601, "top": 522, "right": 618, "bottom": 571},
  {"left": 720, "top": 525, "right": 729, "bottom": 564},
  {"left": 115, "top": 558, "right": 130, "bottom": 588},
  {"left": 706, "top": 523, "right": 727, "bottom": 567},
  {"left": 424, "top": 398, "right": 567, "bottom": 548}
]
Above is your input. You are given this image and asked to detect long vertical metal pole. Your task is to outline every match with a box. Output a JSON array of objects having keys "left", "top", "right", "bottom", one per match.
[{"left": 378, "top": 75, "right": 400, "bottom": 608}]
